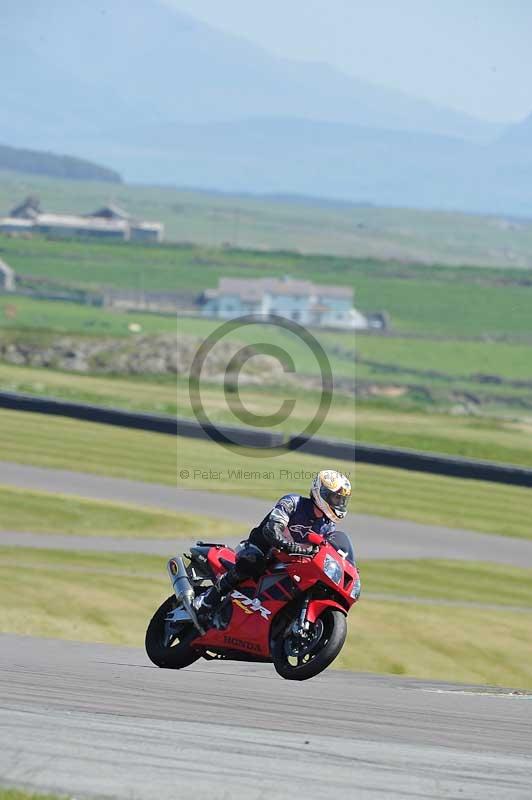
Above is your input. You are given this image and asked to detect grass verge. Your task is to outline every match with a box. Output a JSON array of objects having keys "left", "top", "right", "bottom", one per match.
[
  {"left": 1, "top": 548, "right": 531, "bottom": 688},
  {"left": 0, "top": 791, "right": 67, "bottom": 800},
  {"left": 0, "top": 547, "right": 167, "bottom": 645},
  {"left": 4, "top": 361, "right": 532, "bottom": 465},
  {"left": 0, "top": 485, "right": 245, "bottom": 540},
  {"left": 2, "top": 410, "right": 532, "bottom": 539},
  {"left": 362, "top": 560, "right": 532, "bottom": 608},
  {"left": 337, "top": 602, "right": 532, "bottom": 688}
]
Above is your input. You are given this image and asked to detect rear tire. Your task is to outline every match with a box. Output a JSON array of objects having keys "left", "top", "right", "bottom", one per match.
[
  {"left": 145, "top": 595, "right": 201, "bottom": 669},
  {"left": 272, "top": 608, "right": 347, "bottom": 681}
]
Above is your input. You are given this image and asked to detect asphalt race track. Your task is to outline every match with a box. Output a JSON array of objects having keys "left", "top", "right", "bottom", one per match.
[
  {"left": 2, "top": 461, "right": 532, "bottom": 565},
  {"left": 1, "top": 635, "right": 531, "bottom": 800}
]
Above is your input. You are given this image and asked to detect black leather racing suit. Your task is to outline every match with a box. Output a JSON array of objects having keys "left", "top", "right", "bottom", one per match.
[
  {"left": 201, "top": 494, "right": 336, "bottom": 606},
  {"left": 250, "top": 493, "right": 335, "bottom": 552}
]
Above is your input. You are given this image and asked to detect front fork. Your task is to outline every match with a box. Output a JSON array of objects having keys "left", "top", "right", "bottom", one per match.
[{"left": 288, "top": 597, "right": 311, "bottom": 639}]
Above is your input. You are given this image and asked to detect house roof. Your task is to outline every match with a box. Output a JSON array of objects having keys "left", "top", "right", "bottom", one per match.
[
  {"left": 317, "top": 286, "right": 353, "bottom": 299},
  {"left": 88, "top": 204, "right": 131, "bottom": 220},
  {"left": 267, "top": 280, "right": 316, "bottom": 297},
  {"left": 10, "top": 196, "right": 41, "bottom": 219},
  {"left": 212, "top": 277, "right": 352, "bottom": 301},
  {"left": 218, "top": 278, "right": 270, "bottom": 300}
]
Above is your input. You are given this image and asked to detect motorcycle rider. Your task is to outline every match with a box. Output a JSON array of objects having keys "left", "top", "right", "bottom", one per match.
[{"left": 194, "top": 469, "right": 353, "bottom": 619}]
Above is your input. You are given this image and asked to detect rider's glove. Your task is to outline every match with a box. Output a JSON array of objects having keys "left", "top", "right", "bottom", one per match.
[{"left": 284, "top": 541, "right": 318, "bottom": 556}]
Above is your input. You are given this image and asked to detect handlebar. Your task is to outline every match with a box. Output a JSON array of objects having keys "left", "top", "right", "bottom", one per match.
[{"left": 271, "top": 532, "right": 325, "bottom": 560}]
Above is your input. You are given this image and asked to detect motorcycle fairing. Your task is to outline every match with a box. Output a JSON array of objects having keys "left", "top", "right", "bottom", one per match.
[
  {"left": 284, "top": 549, "right": 357, "bottom": 602},
  {"left": 306, "top": 598, "right": 347, "bottom": 624},
  {"left": 256, "top": 572, "right": 296, "bottom": 602},
  {"left": 191, "top": 578, "right": 287, "bottom": 657}
]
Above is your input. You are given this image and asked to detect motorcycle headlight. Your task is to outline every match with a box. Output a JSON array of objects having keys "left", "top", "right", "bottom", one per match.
[
  {"left": 323, "top": 554, "right": 342, "bottom": 585},
  {"left": 350, "top": 578, "right": 361, "bottom": 600}
]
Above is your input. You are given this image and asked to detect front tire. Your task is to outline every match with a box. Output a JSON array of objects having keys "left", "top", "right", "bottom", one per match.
[
  {"left": 272, "top": 608, "right": 347, "bottom": 681},
  {"left": 145, "top": 595, "right": 201, "bottom": 669}
]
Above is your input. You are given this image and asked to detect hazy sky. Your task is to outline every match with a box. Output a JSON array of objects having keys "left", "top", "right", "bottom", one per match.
[{"left": 165, "top": 0, "right": 532, "bottom": 123}]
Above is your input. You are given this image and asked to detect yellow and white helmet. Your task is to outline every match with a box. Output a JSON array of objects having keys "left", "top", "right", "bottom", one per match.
[{"left": 311, "top": 469, "right": 352, "bottom": 522}]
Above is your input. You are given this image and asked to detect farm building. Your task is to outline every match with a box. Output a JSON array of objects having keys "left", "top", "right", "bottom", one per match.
[
  {"left": 34, "top": 213, "right": 129, "bottom": 240},
  {"left": 0, "top": 198, "right": 163, "bottom": 242},
  {"left": 201, "top": 276, "right": 370, "bottom": 330}
]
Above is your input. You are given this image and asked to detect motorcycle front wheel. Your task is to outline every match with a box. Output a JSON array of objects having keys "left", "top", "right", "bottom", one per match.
[
  {"left": 145, "top": 595, "right": 201, "bottom": 669},
  {"left": 272, "top": 608, "right": 347, "bottom": 681}
]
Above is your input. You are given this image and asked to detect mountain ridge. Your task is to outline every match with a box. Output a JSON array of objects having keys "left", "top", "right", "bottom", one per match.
[
  {"left": 1, "top": 0, "right": 503, "bottom": 142},
  {"left": 1, "top": 0, "right": 531, "bottom": 214}
]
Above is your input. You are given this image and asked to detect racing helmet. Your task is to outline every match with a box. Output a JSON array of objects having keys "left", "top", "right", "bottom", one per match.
[{"left": 311, "top": 470, "right": 352, "bottom": 522}]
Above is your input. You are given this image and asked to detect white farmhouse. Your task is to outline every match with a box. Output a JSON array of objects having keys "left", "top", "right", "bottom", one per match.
[
  {"left": 0, "top": 258, "right": 15, "bottom": 291},
  {"left": 201, "top": 277, "right": 368, "bottom": 330}
]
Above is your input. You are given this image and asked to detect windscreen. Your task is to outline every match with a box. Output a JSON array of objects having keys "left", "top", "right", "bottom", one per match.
[{"left": 327, "top": 530, "right": 356, "bottom": 565}]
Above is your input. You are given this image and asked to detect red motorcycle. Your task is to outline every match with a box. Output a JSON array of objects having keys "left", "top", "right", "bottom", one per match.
[{"left": 145, "top": 530, "right": 360, "bottom": 681}]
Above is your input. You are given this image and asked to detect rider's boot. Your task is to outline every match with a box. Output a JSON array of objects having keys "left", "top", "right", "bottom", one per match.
[{"left": 193, "top": 568, "right": 240, "bottom": 622}]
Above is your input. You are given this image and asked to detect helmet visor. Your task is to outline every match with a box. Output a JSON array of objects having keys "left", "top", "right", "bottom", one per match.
[{"left": 320, "top": 485, "right": 351, "bottom": 516}]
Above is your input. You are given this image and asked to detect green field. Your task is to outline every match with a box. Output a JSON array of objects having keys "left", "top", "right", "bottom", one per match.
[
  {"left": 2, "top": 409, "right": 532, "bottom": 539},
  {"left": 2, "top": 290, "right": 532, "bottom": 419},
  {"left": 2, "top": 169, "right": 532, "bottom": 268},
  {"left": 3, "top": 231, "right": 532, "bottom": 339},
  {"left": 351, "top": 333, "right": 532, "bottom": 381},
  {"left": 163, "top": 318, "right": 532, "bottom": 415},
  {"left": 2, "top": 546, "right": 531, "bottom": 688},
  {"left": 0, "top": 295, "right": 176, "bottom": 337},
  {"left": 2, "top": 208, "right": 532, "bottom": 436}
]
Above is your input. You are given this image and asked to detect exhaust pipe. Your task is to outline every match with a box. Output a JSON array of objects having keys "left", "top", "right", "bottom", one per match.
[
  {"left": 167, "top": 556, "right": 194, "bottom": 604},
  {"left": 167, "top": 556, "right": 205, "bottom": 634}
]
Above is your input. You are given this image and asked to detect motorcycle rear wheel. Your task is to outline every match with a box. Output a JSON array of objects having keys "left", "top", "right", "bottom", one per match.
[
  {"left": 145, "top": 595, "right": 201, "bottom": 669},
  {"left": 272, "top": 608, "right": 347, "bottom": 681}
]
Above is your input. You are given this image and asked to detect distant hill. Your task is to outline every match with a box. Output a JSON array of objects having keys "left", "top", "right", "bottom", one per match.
[
  {"left": 0, "top": 0, "right": 500, "bottom": 145},
  {"left": 4, "top": 0, "right": 532, "bottom": 214},
  {"left": 0, "top": 144, "right": 122, "bottom": 183}
]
